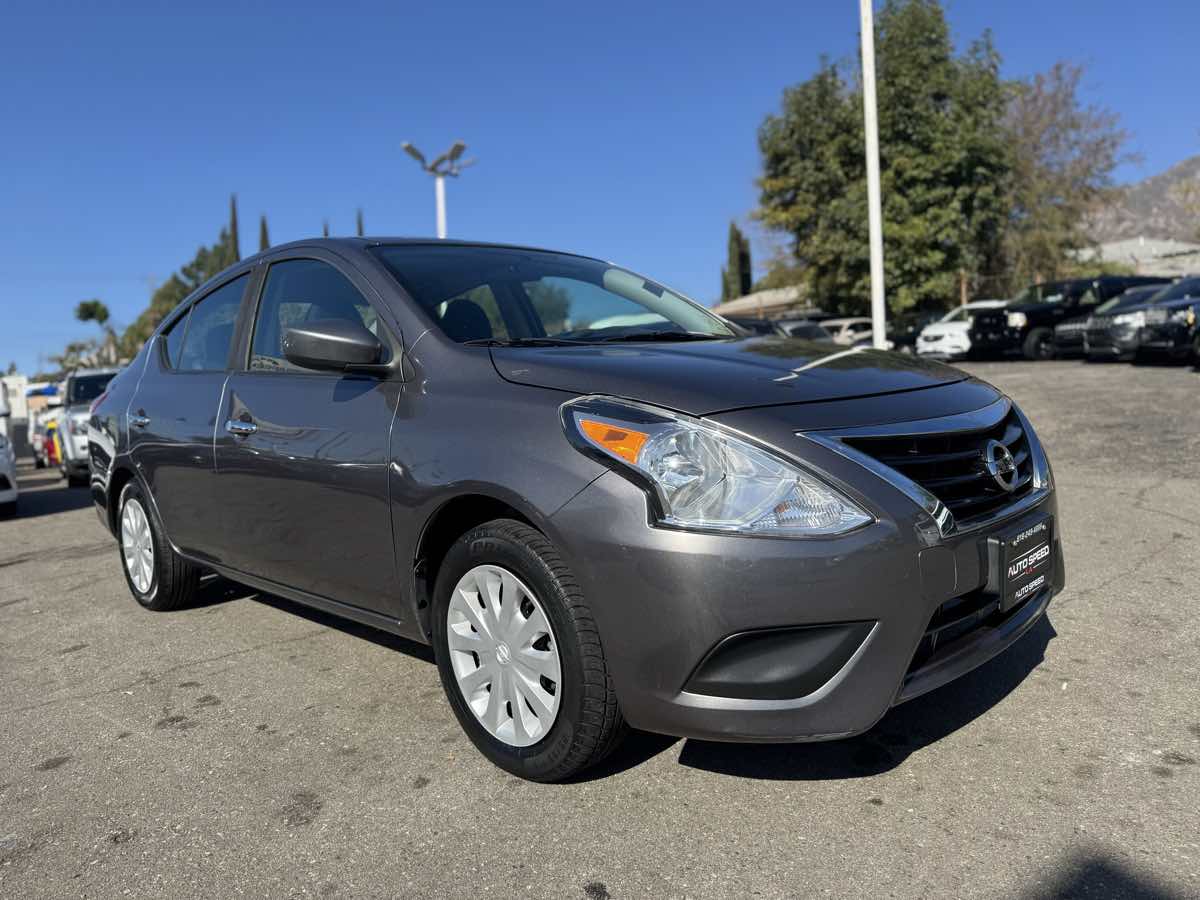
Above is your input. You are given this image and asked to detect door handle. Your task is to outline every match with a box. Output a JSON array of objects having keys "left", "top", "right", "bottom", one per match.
[
  {"left": 130, "top": 413, "right": 150, "bottom": 428},
  {"left": 225, "top": 419, "right": 257, "bottom": 437}
]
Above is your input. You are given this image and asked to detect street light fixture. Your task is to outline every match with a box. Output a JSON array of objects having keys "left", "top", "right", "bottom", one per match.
[{"left": 401, "top": 140, "right": 474, "bottom": 239}]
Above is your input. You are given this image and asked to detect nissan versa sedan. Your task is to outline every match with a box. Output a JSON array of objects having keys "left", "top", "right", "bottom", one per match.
[{"left": 89, "top": 239, "right": 1064, "bottom": 781}]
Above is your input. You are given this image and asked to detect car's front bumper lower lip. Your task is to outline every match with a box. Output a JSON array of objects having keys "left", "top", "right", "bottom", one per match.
[{"left": 549, "top": 470, "right": 1063, "bottom": 743}]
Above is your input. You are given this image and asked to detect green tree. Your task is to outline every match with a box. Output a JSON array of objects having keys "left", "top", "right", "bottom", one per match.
[
  {"left": 259, "top": 215, "right": 270, "bottom": 252},
  {"left": 756, "top": 1, "right": 1011, "bottom": 313},
  {"left": 322, "top": 220, "right": 330, "bottom": 237},
  {"left": 75, "top": 299, "right": 119, "bottom": 364},
  {"left": 720, "top": 222, "right": 753, "bottom": 300},
  {"left": 1002, "top": 62, "right": 1128, "bottom": 288},
  {"left": 229, "top": 194, "right": 240, "bottom": 262},
  {"left": 356, "top": 208, "right": 364, "bottom": 237},
  {"left": 120, "top": 213, "right": 241, "bottom": 355},
  {"left": 6, "top": 362, "right": 17, "bottom": 375}
]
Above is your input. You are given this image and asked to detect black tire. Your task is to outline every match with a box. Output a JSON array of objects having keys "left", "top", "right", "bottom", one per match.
[
  {"left": 1191, "top": 333, "right": 1200, "bottom": 369},
  {"left": 0, "top": 501, "right": 16, "bottom": 519},
  {"left": 67, "top": 473, "right": 88, "bottom": 489},
  {"left": 1022, "top": 327, "right": 1055, "bottom": 360},
  {"left": 431, "top": 518, "right": 626, "bottom": 781},
  {"left": 34, "top": 457, "right": 45, "bottom": 470},
  {"left": 116, "top": 480, "right": 200, "bottom": 612}
]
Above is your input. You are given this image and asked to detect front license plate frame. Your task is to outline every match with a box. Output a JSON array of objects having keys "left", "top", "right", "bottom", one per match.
[{"left": 986, "top": 514, "right": 1053, "bottom": 613}]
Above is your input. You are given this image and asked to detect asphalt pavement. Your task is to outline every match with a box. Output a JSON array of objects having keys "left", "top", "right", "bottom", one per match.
[{"left": 1, "top": 360, "right": 1198, "bottom": 899}]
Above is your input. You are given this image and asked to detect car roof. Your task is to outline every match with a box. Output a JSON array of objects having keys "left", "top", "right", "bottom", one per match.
[
  {"left": 243, "top": 236, "right": 608, "bottom": 267},
  {"left": 822, "top": 317, "right": 871, "bottom": 325},
  {"left": 68, "top": 367, "right": 121, "bottom": 377}
]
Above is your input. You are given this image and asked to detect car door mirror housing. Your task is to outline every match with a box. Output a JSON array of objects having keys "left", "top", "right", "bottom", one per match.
[{"left": 283, "top": 318, "right": 385, "bottom": 372}]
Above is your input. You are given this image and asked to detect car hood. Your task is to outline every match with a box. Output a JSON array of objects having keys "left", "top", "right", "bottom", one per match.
[
  {"left": 490, "top": 336, "right": 969, "bottom": 416},
  {"left": 920, "top": 322, "right": 969, "bottom": 338}
]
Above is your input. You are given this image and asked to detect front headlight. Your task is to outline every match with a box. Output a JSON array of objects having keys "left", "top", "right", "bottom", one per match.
[
  {"left": 562, "top": 397, "right": 872, "bottom": 537},
  {"left": 1006, "top": 312, "right": 1027, "bottom": 329},
  {"left": 1187, "top": 308, "right": 1196, "bottom": 328},
  {"left": 1168, "top": 307, "right": 1190, "bottom": 323},
  {"left": 1113, "top": 311, "right": 1146, "bottom": 328}
]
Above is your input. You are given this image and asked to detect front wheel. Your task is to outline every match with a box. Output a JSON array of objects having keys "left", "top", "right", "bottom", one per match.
[
  {"left": 1022, "top": 327, "right": 1055, "bottom": 360},
  {"left": 1192, "top": 333, "right": 1200, "bottom": 369},
  {"left": 431, "top": 519, "right": 626, "bottom": 781},
  {"left": 116, "top": 480, "right": 200, "bottom": 611}
]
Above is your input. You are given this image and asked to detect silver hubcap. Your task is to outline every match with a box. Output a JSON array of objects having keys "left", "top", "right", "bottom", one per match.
[
  {"left": 120, "top": 498, "right": 154, "bottom": 594},
  {"left": 446, "top": 564, "right": 562, "bottom": 748}
]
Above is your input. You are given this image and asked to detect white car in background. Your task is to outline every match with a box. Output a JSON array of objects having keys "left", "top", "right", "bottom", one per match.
[
  {"left": 916, "top": 300, "right": 1008, "bottom": 359},
  {"left": 821, "top": 317, "right": 876, "bottom": 346},
  {"left": 0, "top": 432, "right": 17, "bottom": 518}
]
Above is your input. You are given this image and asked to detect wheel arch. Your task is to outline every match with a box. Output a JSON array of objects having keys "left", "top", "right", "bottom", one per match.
[{"left": 410, "top": 490, "right": 545, "bottom": 640}]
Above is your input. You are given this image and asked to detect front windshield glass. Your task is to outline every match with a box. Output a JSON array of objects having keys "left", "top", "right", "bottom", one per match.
[
  {"left": 1149, "top": 277, "right": 1200, "bottom": 304},
  {"left": 67, "top": 373, "right": 114, "bottom": 405},
  {"left": 371, "top": 244, "right": 734, "bottom": 343},
  {"left": 1096, "top": 286, "right": 1160, "bottom": 314}
]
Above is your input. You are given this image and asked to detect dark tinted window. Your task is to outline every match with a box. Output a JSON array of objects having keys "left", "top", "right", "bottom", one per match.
[
  {"left": 1152, "top": 277, "right": 1200, "bottom": 303},
  {"left": 177, "top": 275, "right": 247, "bottom": 371},
  {"left": 250, "top": 259, "right": 389, "bottom": 372},
  {"left": 370, "top": 244, "right": 731, "bottom": 343},
  {"left": 66, "top": 373, "right": 114, "bottom": 405},
  {"left": 163, "top": 309, "right": 190, "bottom": 368}
]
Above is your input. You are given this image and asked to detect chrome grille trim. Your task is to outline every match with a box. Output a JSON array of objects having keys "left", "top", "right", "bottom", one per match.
[{"left": 798, "top": 397, "right": 1051, "bottom": 539}]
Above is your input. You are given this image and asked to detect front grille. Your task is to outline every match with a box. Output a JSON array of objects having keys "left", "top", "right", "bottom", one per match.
[
  {"left": 905, "top": 588, "right": 1038, "bottom": 676},
  {"left": 972, "top": 309, "right": 1006, "bottom": 329},
  {"left": 843, "top": 406, "right": 1035, "bottom": 523}
]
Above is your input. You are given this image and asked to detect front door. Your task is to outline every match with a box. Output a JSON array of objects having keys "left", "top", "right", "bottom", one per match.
[
  {"left": 213, "top": 257, "right": 403, "bottom": 615},
  {"left": 128, "top": 272, "right": 250, "bottom": 562}
]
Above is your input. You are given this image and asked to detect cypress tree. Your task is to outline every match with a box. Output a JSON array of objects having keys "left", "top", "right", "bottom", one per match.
[
  {"left": 356, "top": 208, "right": 364, "bottom": 237},
  {"left": 322, "top": 220, "right": 330, "bottom": 237},
  {"left": 229, "top": 194, "right": 240, "bottom": 262},
  {"left": 720, "top": 222, "right": 753, "bottom": 300},
  {"left": 258, "top": 215, "right": 270, "bottom": 252}
]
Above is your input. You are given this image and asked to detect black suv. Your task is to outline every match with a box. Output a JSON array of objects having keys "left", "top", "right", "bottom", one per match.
[{"left": 969, "top": 276, "right": 1170, "bottom": 360}]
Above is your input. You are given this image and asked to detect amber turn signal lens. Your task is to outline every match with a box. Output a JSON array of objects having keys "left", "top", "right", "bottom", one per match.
[{"left": 578, "top": 419, "right": 648, "bottom": 465}]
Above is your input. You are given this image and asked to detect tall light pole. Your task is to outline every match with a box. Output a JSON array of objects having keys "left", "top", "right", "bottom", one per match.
[
  {"left": 859, "top": 0, "right": 887, "bottom": 349},
  {"left": 401, "top": 140, "right": 474, "bottom": 239}
]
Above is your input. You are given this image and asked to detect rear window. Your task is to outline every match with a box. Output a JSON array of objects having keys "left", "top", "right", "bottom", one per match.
[{"left": 66, "top": 373, "right": 114, "bottom": 405}]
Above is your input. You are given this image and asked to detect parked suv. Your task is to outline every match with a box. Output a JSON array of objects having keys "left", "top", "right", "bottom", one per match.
[
  {"left": 969, "top": 276, "right": 1170, "bottom": 360},
  {"left": 1058, "top": 285, "right": 1160, "bottom": 359},
  {"left": 1084, "top": 276, "right": 1200, "bottom": 362},
  {"left": 90, "top": 239, "right": 1064, "bottom": 781},
  {"left": 60, "top": 367, "right": 119, "bottom": 486}
]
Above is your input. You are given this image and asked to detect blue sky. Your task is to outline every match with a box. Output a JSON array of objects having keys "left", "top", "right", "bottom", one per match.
[{"left": 1, "top": 0, "right": 1196, "bottom": 375}]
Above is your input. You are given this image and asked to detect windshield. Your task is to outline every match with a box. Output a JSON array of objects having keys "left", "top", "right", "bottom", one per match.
[
  {"left": 1149, "top": 277, "right": 1200, "bottom": 304},
  {"left": 371, "top": 245, "right": 734, "bottom": 344},
  {"left": 788, "top": 323, "right": 832, "bottom": 340},
  {"left": 1096, "top": 286, "right": 1160, "bottom": 314},
  {"left": 66, "top": 373, "right": 114, "bottom": 405},
  {"left": 1014, "top": 281, "right": 1083, "bottom": 305}
]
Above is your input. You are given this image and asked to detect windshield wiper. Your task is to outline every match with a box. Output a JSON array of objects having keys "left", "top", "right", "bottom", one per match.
[
  {"left": 595, "top": 331, "right": 724, "bottom": 343},
  {"left": 463, "top": 337, "right": 586, "bottom": 347}
]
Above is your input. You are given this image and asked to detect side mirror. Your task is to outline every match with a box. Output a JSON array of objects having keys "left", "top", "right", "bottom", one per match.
[{"left": 283, "top": 318, "right": 384, "bottom": 372}]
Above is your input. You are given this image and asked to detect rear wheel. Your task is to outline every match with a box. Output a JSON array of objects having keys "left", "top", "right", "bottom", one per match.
[
  {"left": 431, "top": 519, "right": 626, "bottom": 781},
  {"left": 1022, "top": 327, "right": 1055, "bottom": 360},
  {"left": 117, "top": 480, "right": 200, "bottom": 611},
  {"left": 0, "top": 501, "right": 16, "bottom": 519}
]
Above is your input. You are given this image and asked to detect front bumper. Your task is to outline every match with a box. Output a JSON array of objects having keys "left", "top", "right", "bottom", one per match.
[
  {"left": 1084, "top": 324, "right": 1140, "bottom": 360},
  {"left": 916, "top": 336, "right": 968, "bottom": 359},
  {"left": 1053, "top": 328, "right": 1086, "bottom": 356},
  {"left": 550, "top": 469, "right": 1063, "bottom": 743},
  {"left": 1137, "top": 321, "right": 1192, "bottom": 359},
  {"left": 967, "top": 327, "right": 1019, "bottom": 355},
  {"left": 0, "top": 453, "right": 18, "bottom": 503}
]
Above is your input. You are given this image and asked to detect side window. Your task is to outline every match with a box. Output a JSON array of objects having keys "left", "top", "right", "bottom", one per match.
[
  {"left": 250, "top": 259, "right": 389, "bottom": 372},
  {"left": 177, "top": 275, "right": 247, "bottom": 371},
  {"left": 163, "top": 308, "right": 191, "bottom": 368}
]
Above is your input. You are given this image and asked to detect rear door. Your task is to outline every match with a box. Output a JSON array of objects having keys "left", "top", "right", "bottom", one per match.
[
  {"left": 128, "top": 271, "right": 253, "bottom": 562},
  {"left": 212, "top": 252, "right": 404, "bottom": 615}
]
